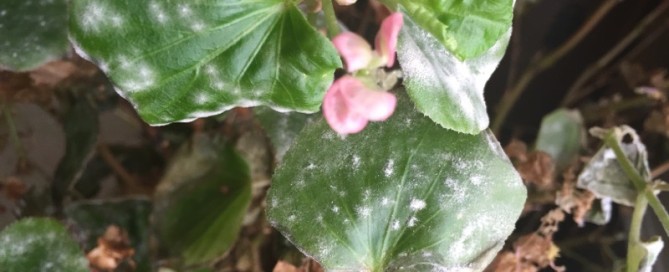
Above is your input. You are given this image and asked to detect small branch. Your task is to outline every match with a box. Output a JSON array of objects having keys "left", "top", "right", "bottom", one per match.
[
  {"left": 580, "top": 96, "right": 654, "bottom": 122},
  {"left": 321, "top": 0, "right": 340, "bottom": 38},
  {"left": 97, "top": 144, "right": 151, "bottom": 195},
  {"left": 562, "top": 1, "right": 669, "bottom": 106},
  {"left": 651, "top": 160, "right": 669, "bottom": 178},
  {"left": 604, "top": 132, "right": 669, "bottom": 237},
  {"left": 491, "top": 0, "right": 618, "bottom": 134},
  {"left": 626, "top": 194, "right": 648, "bottom": 272}
]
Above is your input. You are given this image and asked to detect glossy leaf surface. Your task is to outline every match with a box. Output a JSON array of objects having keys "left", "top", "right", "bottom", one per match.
[
  {"left": 267, "top": 91, "right": 526, "bottom": 271},
  {"left": 69, "top": 0, "right": 341, "bottom": 125},
  {"left": 382, "top": 0, "right": 513, "bottom": 60},
  {"left": 0, "top": 0, "right": 69, "bottom": 71},
  {"left": 0, "top": 218, "right": 88, "bottom": 271},
  {"left": 397, "top": 15, "right": 510, "bottom": 134},
  {"left": 153, "top": 135, "right": 251, "bottom": 267}
]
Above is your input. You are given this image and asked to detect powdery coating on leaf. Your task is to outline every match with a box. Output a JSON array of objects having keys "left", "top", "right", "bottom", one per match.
[
  {"left": 69, "top": 0, "right": 341, "bottom": 125},
  {"left": 0, "top": 218, "right": 88, "bottom": 271},
  {"left": 0, "top": 0, "right": 69, "bottom": 71},
  {"left": 409, "top": 198, "right": 426, "bottom": 211},
  {"left": 79, "top": 2, "right": 124, "bottom": 32},
  {"left": 397, "top": 14, "right": 511, "bottom": 134},
  {"left": 267, "top": 92, "right": 526, "bottom": 271}
]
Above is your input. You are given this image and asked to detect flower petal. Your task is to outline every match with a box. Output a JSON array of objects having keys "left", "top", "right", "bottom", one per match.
[
  {"left": 341, "top": 78, "right": 397, "bottom": 121},
  {"left": 335, "top": 0, "right": 357, "bottom": 6},
  {"left": 323, "top": 77, "right": 369, "bottom": 134},
  {"left": 375, "top": 12, "right": 403, "bottom": 67},
  {"left": 332, "top": 32, "right": 373, "bottom": 72}
]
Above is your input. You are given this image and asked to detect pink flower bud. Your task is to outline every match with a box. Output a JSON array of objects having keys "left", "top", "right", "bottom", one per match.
[
  {"left": 323, "top": 76, "right": 397, "bottom": 134},
  {"left": 375, "top": 12, "right": 403, "bottom": 67},
  {"left": 332, "top": 32, "right": 373, "bottom": 73}
]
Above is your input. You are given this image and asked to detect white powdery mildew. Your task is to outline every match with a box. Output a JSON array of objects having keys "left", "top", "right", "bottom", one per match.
[
  {"left": 409, "top": 198, "right": 426, "bottom": 211},
  {"left": 80, "top": 2, "right": 124, "bottom": 32},
  {"left": 381, "top": 197, "right": 390, "bottom": 206},
  {"left": 470, "top": 175, "right": 483, "bottom": 186},
  {"left": 178, "top": 4, "right": 192, "bottom": 17},
  {"left": 149, "top": 2, "right": 169, "bottom": 24},
  {"left": 120, "top": 63, "right": 156, "bottom": 92},
  {"left": 190, "top": 20, "right": 206, "bottom": 32},
  {"left": 356, "top": 206, "right": 371, "bottom": 218},
  {"left": 407, "top": 216, "right": 418, "bottom": 227},
  {"left": 397, "top": 22, "right": 511, "bottom": 129},
  {"left": 384, "top": 159, "right": 395, "bottom": 177},
  {"left": 331, "top": 205, "right": 340, "bottom": 214},
  {"left": 194, "top": 92, "right": 211, "bottom": 105},
  {"left": 352, "top": 155, "right": 361, "bottom": 169},
  {"left": 445, "top": 178, "right": 467, "bottom": 203},
  {"left": 391, "top": 220, "right": 400, "bottom": 230}
]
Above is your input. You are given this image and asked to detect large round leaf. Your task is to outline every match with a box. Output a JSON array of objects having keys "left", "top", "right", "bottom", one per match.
[
  {"left": 69, "top": 0, "right": 341, "bottom": 125},
  {"left": 0, "top": 0, "right": 69, "bottom": 71},
  {"left": 153, "top": 134, "right": 251, "bottom": 267},
  {"left": 381, "top": 0, "right": 513, "bottom": 60},
  {"left": 0, "top": 218, "right": 88, "bottom": 271},
  {"left": 267, "top": 91, "right": 526, "bottom": 271},
  {"left": 397, "top": 14, "right": 510, "bottom": 134}
]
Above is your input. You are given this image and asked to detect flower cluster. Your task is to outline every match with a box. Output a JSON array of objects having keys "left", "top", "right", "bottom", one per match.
[{"left": 323, "top": 12, "right": 403, "bottom": 135}]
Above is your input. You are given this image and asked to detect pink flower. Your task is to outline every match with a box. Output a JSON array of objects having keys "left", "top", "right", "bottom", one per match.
[
  {"left": 332, "top": 12, "right": 403, "bottom": 72},
  {"left": 323, "top": 76, "right": 397, "bottom": 134},
  {"left": 323, "top": 13, "right": 403, "bottom": 135},
  {"left": 376, "top": 12, "right": 403, "bottom": 67}
]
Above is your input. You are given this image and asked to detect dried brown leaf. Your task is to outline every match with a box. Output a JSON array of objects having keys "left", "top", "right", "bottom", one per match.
[
  {"left": 517, "top": 151, "right": 555, "bottom": 190},
  {"left": 485, "top": 251, "right": 537, "bottom": 272},
  {"left": 2, "top": 176, "right": 27, "bottom": 201},
  {"left": 87, "top": 225, "right": 135, "bottom": 271},
  {"left": 504, "top": 139, "right": 528, "bottom": 162},
  {"left": 273, "top": 261, "right": 300, "bottom": 272},
  {"left": 556, "top": 170, "right": 595, "bottom": 226}
]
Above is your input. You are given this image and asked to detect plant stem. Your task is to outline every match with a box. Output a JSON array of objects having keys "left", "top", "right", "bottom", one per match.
[
  {"left": 491, "top": 0, "right": 618, "bottom": 134},
  {"left": 321, "top": 0, "right": 339, "bottom": 38},
  {"left": 604, "top": 132, "right": 669, "bottom": 236},
  {"left": 562, "top": 1, "right": 669, "bottom": 106},
  {"left": 626, "top": 194, "right": 648, "bottom": 272}
]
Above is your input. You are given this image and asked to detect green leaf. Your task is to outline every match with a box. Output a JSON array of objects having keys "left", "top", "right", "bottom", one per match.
[
  {"left": 535, "top": 109, "right": 584, "bottom": 172},
  {"left": 65, "top": 197, "right": 152, "bottom": 272},
  {"left": 69, "top": 0, "right": 340, "bottom": 125},
  {"left": 253, "top": 107, "right": 315, "bottom": 162},
  {"left": 397, "top": 15, "right": 510, "bottom": 134},
  {"left": 0, "top": 0, "right": 69, "bottom": 71},
  {"left": 153, "top": 134, "right": 251, "bottom": 267},
  {"left": 382, "top": 0, "right": 513, "bottom": 60},
  {"left": 0, "top": 218, "right": 88, "bottom": 271},
  {"left": 577, "top": 126, "right": 651, "bottom": 206},
  {"left": 267, "top": 91, "right": 526, "bottom": 271}
]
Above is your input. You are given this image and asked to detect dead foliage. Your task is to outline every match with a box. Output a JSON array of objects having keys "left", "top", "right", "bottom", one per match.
[{"left": 87, "top": 225, "right": 136, "bottom": 272}]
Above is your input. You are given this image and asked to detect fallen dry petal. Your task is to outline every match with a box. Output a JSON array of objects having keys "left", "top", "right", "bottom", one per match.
[{"left": 87, "top": 225, "right": 135, "bottom": 271}]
